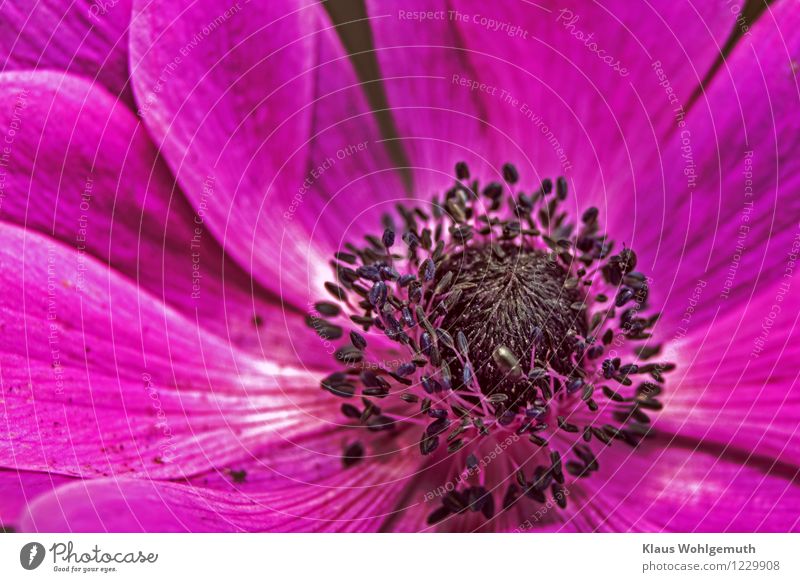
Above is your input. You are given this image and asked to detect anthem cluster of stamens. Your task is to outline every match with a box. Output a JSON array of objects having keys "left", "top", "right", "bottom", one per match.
[{"left": 311, "top": 163, "right": 673, "bottom": 527}]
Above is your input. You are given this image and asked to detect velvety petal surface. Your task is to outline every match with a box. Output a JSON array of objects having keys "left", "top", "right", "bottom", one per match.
[
  {"left": 0, "top": 470, "right": 73, "bottom": 530},
  {"left": 654, "top": 273, "right": 800, "bottom": 466},
  {"left": 610, "top": 0, "right": 800, "bottom": 331},
  {"left": 20, "top": 448, "right": 422, "bottom": 532},
  {"left": 0, "top": 0, "right": 133, "bottom": 100},
  {"left": 0, "top": 70, "right": 323, "bottom": 363},
  {"left": 129, "top": 0, "right": 405, "bottom": 310},
  {"left": 616, "top": 2, "right": 800, "bottom": 466},
  {"left": 0, "top": 222, "right": 328, "bottom": 482},
  {"left": 563, "top": 440, "right": 800, "bottom": 532},
  {"left": 367, "top": 0, "right": 740, "bottom": 204}
]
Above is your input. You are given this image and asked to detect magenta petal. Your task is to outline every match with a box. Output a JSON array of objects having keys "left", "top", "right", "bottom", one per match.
[
  {"left": 610, "top": 1, "right": 800, "bottom": 329},
  {"left": 654, "top": 278, "right": 800, "bottom": 465},
  {"left": 129, "top": 0, "right": 404, "bottom": 308},
  {"left": 367, "top": 0, "right": 510, "bottom": 195},
  {"left": 180, "top": 422, "right": 397, "bottom": 494},
  {"left": 21, "top": 451, "right": 421, "bottom": 532},
  {"left": 367, "top": 0, "right": 740, "bottom": 202},
  {"left": 0, "top": 71, "right": 314, "bottom": 358},
  {"left": 0, "top": 470, "right": 74, "bottom": 530},
  {"left": 0, "top": 0, "right": 133, "bottom": 100},
  {"left": 568, "top": 442, "right": 800, "bottom": 532},
  {"left": 0, "top": 222, "right": 327, "bottom": 479},
  {"left": 382, "top": 480, "right": 556, "bottom": 533}
]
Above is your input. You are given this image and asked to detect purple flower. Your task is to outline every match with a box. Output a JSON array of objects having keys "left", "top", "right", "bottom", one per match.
[{"left": 1, "top": 0, "right": 799, "bottom": 532}]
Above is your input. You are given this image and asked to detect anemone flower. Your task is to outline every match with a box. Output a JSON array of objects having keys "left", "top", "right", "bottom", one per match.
[{"left": 0, "top": 0, "right": 799, "bottom": 533}]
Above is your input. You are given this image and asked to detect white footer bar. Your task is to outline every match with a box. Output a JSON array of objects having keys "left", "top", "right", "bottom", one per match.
[{"left": 1, "top": 533, "right": 797, "bottom": 581}]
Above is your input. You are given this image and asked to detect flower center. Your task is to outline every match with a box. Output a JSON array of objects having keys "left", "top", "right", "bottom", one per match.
[
  {"left": 439, "top": 244, "right": 587, "bottom": 409},
  {"left": 311, "top": 162, "right": 673, "bottom": 528}
]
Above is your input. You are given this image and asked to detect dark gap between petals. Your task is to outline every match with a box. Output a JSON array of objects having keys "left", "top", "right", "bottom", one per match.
[
  {"left": 323, "top": 0, "right": 413, "bottom": 191},
  {"left": 686, "top": 0, "right": 778, "bottom": 112},
  {"left": 653, "top": 431, "right": 800, "bottom": 485}
]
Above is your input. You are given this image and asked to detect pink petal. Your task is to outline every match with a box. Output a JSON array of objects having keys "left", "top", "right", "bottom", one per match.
[
  {"left": 0, "top": 470, "right": 74, "bottom": 530},
  {"left": 607, "top": 2, "right": 800, "bottom": 468},
  {"left": 565, "top": 441, "right": 800, "bottom": 532},
  {"left": 610, "top": 1, "right": 800, "bottom": 329},
  {"left": 655, "top": 276, "right": 800, "bottom": 465},
  {"left": 21, "top": 451, "right": 421, "bottom": 532},
  {"left": 181, "top": 422, "right": 396, "bottom": 493},
  {"left": 392, "top": 439, "right": 800, "bottom": 532},
  {"left": 0, "top": 222, "right": 327, "bottom": 480},
  {"left": 129, "top": 0, "right": 404, "bottom": 309},
  {"left": 367, "top": 0, "right": 740, "bottom": 199},
  {"left": 0, "top": 71, "right": 315, "bottom": 360},
  {"left": 378, "top": 471, "right": 554, "bottom": 533},
  {"left": 366, "top": 0, "right": 509, "bottom": 194},
  {"left": 0, "top": 0, "right": 133, "bottom": 101}
]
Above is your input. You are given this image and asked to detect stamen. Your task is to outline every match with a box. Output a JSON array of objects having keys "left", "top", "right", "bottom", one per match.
[{"left": 313, "top": 162, "right": 672, "bottom": 525}]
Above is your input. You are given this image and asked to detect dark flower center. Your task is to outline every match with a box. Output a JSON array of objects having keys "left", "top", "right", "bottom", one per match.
[
  {"left": 439, "top": 244, "right": 587, "bottom": 407},
  {"left": 310, "top": 162, "right": 673, "bottom": 528}
]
